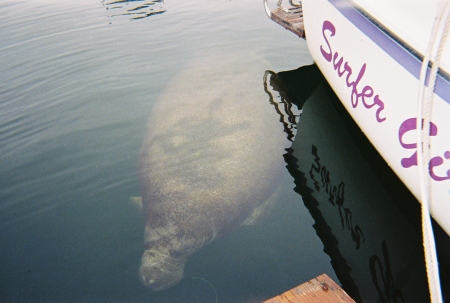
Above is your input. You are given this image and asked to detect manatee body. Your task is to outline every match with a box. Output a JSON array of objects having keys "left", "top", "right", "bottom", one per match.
[{"left": 138, "top": 53, "right": 287, "bottom": 291}]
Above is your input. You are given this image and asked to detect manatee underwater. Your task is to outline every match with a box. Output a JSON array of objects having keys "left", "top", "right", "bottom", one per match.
[{"left": 138, "top": 52, "right": 288, "bottom": 291}]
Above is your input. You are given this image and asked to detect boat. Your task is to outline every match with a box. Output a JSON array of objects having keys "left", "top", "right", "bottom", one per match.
[
  {"left": 264, "top": 65, "right": 432, "bottom": 302},
  {"left": 265, "top": 0, "right": 450, "bottom": 239},
  {"left": 263, "top": 0, "right": 450, "bottom": 301}
]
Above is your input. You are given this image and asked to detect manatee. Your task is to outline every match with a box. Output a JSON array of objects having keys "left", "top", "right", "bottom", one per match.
[{"left": 138, "top": 52, "right": 287, "bottom": 291}]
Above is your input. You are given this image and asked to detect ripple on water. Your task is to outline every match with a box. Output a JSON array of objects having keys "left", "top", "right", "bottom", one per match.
[{"left": 102, "top": 0, "right": 166, "bottom": 22}]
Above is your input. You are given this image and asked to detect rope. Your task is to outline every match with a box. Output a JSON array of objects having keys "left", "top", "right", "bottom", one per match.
[
  {"left": 416, "top": 1, "right": 450, "bottom": 302},
  {"left": 191, "top": 277, "right": 218, "bottom": 303}
]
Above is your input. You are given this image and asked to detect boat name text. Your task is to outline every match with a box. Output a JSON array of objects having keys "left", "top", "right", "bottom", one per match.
[
  {"left": 399, "top": 118, "right": 450, "bottom": 181},
  {"left": 320, "top": 20, "right": 386, "bottom": 123}
]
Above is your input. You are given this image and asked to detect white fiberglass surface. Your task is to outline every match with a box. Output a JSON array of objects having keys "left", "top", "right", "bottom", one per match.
[{"left": 351, "top": 0, "right": 450, "bottom": 75}]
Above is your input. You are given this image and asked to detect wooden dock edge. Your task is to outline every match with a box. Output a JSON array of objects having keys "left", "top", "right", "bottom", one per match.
[
  {"left": 270, "top": 6, "right": 305, "bottom": 38},
  {"left": 263, "top": 274, "right": 356, "bottom": 303}
]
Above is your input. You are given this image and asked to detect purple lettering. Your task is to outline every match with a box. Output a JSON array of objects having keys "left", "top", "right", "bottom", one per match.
[
  {"left": 321, "top": 21, "right": 335, "bottom": 62},
  {"left": 348, "top": 64, "right": 366, "bottom": 108},
  {"left": 319, "top": 20, "right": 386, "bottom": 123},
  {"left": 398, "top": 118, "right": 439, "bottom": 168},
  {"left": 360, "top": 85, "right": 374, "bottom": 107},
  {"left": 373, "top": 95, "right": 386, "bottom": 123},
  {"left": 429, "top": 151, "right": 450, "bottom": 181},
  {"left": 399, "top": 118, "right": 438, "bottom": 149},
  {"left": 332, "top": 52, "right": 346, "bottom": 77},
  {"left": 401, "top": 151, "right": 418, "bottom": 168},
  {"left": 399, "top": 118, "right": 418, "bottom": 149}
]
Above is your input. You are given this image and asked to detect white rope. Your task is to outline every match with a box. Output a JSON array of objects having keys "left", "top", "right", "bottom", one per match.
[{"left": 416, "top": 1, "right": 450, "bottom": 302}]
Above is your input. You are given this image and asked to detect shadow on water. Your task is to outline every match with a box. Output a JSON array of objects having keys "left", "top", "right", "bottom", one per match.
[
  {"left": 102, "top": 0, "right": 166, "bottom": 22},
  {"left": 264, "top": 64, "right": 450, "bottom": 302}
]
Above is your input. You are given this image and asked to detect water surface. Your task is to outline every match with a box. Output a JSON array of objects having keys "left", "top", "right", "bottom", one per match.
[
  {"left": 0, "top": 1, "right": 330, "bottom": 302},
  {"left": 1, "top": 1, "right": 441, "bottom": 302}
]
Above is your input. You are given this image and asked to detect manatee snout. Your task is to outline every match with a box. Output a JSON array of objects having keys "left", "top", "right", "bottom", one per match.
[{"left": 139, "top": 249, "right": 186, "bottom": 291}]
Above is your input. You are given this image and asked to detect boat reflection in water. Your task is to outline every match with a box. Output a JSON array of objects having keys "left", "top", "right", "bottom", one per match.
[{"left": 264, "top": 64, "right": 450, "bottom": 302}]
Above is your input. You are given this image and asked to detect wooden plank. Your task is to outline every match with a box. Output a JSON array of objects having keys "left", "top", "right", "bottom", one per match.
[
  {"left": 270, "top": 5, "right": 305, "bottom": 38},
  {"left": 263, "top": 274, "right": 356, "bottom": 303}
]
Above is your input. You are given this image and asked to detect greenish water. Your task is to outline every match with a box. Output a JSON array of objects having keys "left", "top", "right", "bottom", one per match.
[
  {"left": 0, "top": 1, "right": 332, "bottom": 302},
  {"left": 1, "top": 1, "right": 440, "bottom": 302}
]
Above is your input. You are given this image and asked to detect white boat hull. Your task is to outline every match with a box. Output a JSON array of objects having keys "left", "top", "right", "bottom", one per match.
[{"left": 302, "top": 0, "right": 450, "bottom": 236}]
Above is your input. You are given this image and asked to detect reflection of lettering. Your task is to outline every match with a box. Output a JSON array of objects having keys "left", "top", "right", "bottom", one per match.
[
  {"left": 344, "top": 209, "right": 365, "bottom": 251},
  {"left": 369, "top": 241, "right": 405, "bottom": 303},
  {"left": 398, "top": 118, "right": 450, "bottom": 181},
  {"left": 320, "top": 20, "right": 386, "bottom": 123},
  {"left": 309, "top": 145, "right": 365, "bottom": 249}
]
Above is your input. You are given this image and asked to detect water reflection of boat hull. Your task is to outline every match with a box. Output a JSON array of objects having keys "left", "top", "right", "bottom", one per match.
[{"left": 265, "top": 66, "right": 432, "bottom": 302}]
